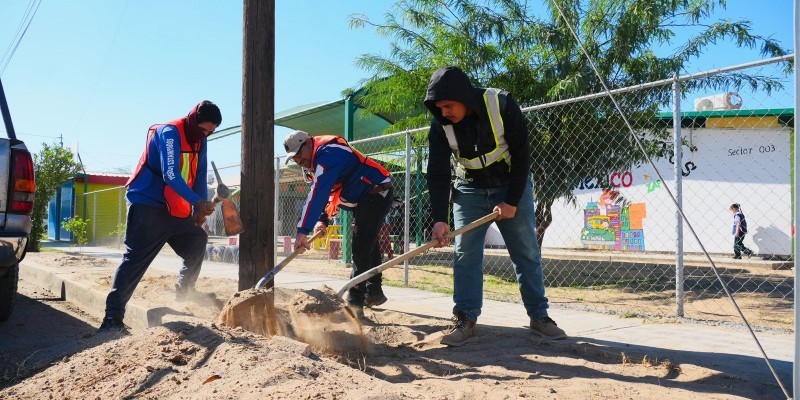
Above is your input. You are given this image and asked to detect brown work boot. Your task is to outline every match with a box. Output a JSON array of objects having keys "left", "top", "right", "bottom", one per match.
[
  {"left": 530, "top": 316, "right": 567, "bottom": 340},
  {"left": 440, "top": 313, "right": 477, "bottom": 347}
]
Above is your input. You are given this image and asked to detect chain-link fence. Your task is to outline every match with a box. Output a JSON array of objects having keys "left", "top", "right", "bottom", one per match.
[
  {"left": 73, "top": 55, "right": 794, "bottom": 330},
  {"left": 75, "top": 185, "right": 127, "bottom": 248}
]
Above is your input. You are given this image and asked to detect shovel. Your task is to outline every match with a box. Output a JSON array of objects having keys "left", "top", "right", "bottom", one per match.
[
  {"left": 336, "top": 211, "right": 499, "bottom": 301},
  {"left": 217, "top": 229, "right": 325, "bottom": 336},
  {"left": 199, "top": 161, "right": 244, "bottom": 236},
  {"left": 255, "top": 229, "right": 325, "bottom": 289}
]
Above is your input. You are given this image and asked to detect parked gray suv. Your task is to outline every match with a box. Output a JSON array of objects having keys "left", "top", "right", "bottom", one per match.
[{"left": 0, "top": 78, "right": 36, "bottom": 321}]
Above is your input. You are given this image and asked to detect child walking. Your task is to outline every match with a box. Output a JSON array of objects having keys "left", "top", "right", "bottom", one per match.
[{"left": 730, "top": 203, "right": 754, "bottom": 259}]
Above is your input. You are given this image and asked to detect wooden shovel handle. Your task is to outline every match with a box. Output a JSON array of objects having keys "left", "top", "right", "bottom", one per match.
[
  {"left": 336, "top": 211, "right": 499, "bottom": 300},
  {"left": 255, "top": 229, "right": 326, "bottom": 289}
]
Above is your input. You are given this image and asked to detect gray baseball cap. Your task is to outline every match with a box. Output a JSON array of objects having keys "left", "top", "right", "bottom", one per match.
[{"left": 283, "top": 130, "right": 311, "bottom": 160}]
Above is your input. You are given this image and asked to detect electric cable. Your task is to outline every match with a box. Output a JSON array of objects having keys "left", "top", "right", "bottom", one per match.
[{"left": 0, "top": 0, "right": 42, "bottom": 76}]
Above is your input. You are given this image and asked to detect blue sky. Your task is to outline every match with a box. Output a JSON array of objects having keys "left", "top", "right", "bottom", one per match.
[{"left": 0, "top": 1, "right": 794, "bottom": 174}]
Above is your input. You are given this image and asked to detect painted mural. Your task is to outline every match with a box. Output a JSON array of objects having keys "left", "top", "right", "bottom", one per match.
[{"left": 580, "top": 189, "right": 647, "bottom": 251}]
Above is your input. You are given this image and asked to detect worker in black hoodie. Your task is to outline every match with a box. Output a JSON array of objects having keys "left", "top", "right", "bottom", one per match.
[{"left": 424, "top": 66, "right": 566, "bottom": 346}]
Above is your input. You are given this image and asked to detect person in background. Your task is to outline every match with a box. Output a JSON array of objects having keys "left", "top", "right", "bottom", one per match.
[
  {"left": 424, "top": 66, "right": 566, "bottom": 347},
  {"left": 284, "top": 130, "right": 393, "bottom": 317},
  {"left": 98, "top": 101, "right": 222, "bottom": 333},
  {"left": 730, "top": 203, "right": 754, "bottom": 259}
]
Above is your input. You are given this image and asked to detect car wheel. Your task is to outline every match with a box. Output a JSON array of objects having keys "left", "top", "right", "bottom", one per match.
[{"left": 0, "top": 263, "right": 19, "bottom": 322}]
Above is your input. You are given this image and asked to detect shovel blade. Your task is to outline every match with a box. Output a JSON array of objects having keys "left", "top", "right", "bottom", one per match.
[{"left": 221, "top": 199, "right": 244, "bottom": 236}]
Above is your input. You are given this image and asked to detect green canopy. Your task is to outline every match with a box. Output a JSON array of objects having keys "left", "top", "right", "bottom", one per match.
[{"left": 209, "top": 87, "right": 410, "bottom": 144}]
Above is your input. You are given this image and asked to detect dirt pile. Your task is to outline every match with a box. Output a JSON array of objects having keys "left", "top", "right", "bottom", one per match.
[
  {"left": 0, "top": 321, "right": 411, "bottom": 400},
  {"left": 6, "top": 252, "right": 771, "bottom": 399},
  {"left": 1, "top": 308, "right": 752, "bottom": 400},
  {"left": 218, "top": 286, "right": 366, "bottom": 354}
]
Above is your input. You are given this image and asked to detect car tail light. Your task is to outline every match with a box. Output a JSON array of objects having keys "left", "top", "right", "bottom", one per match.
[{"left": 10, "top": 148, "right": 35, "bottom": 214}]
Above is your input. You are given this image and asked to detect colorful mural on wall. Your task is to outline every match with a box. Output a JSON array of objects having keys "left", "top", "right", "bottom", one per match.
[{"left": 580, "top": 189, "right": 647, "bottom": 251}]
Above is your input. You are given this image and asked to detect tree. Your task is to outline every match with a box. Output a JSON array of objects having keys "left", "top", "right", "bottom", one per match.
[
  {"left": 349, "top": 0, "right": 790, "bottom": 245},
  {"left": 29, "top": 143, "right": 82, "bottom": 251},
  {"left": 61, "top": 217, "right": 90, "bottom": 253}
]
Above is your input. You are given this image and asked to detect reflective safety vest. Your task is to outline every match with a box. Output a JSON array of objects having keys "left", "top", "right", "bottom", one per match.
[
  {"left": 442, "top": 88, "right": 510, "bottom": 179},
  {"left": 309, "top": 135, "right": 390, "bottom": 217},
  {"left": 127, "top": 118, "right": 201, "bottom": 218}
]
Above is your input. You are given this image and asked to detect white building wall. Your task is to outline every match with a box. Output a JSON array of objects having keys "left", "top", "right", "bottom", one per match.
[{"left": 539, "top": 124, "right": 792, "bottom": 256}]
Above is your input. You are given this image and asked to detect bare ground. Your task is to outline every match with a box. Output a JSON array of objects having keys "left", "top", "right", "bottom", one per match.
[{"left": 0, "top": 252, "right": 777, "bottom": 399}]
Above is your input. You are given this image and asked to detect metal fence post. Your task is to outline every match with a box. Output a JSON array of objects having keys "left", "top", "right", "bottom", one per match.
[
  {"left": 404, "top": 131, "right": 411, "bottom": 286},
  {"left": 673, "top": 73, "right": 684, "bottom": 317},
  {"left": 118, "top": 188, "right": 123, "bottom": 247},
  {"left": 275, "top": 156, "right": 281, "bottom": 266},
  {"left": 92, "top": 194, "right": 97, "bottom": 245}
]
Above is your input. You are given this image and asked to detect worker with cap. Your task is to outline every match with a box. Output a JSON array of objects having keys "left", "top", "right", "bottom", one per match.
[
  {"left": 285, "top": 130, "right": 393, "bottom": 316},
  {"left": 98, "top": 100, "right": 222, "bottom": 333}
]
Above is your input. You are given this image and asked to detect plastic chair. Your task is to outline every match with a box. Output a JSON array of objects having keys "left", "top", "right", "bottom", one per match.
[{"left": 325, "top": 225, "right": 341, "bottom": 249}]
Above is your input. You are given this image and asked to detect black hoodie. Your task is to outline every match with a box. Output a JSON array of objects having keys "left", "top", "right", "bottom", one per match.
[{"left": 423, "top": 66, "right": 531, "bottom": 223}]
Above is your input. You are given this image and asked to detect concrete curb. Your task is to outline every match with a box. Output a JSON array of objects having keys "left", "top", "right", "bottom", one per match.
[{"left": 19, "top": 260, "right": 153, "bottom": 332}]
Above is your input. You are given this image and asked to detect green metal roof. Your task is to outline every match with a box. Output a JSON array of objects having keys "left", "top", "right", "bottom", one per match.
[
  {"left": 273, "top": 99, "right": 394, "bottom": 138},
  {"left": 656, "top": 108, "right": 794, "bottom": 127},
  {"left": 210, "top": 86, "right": 412, "bottom": 144}
]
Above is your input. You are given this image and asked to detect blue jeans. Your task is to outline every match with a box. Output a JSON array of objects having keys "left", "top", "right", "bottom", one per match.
[
  {"left": 105, "top": 203, "right": 207, "bottom": 320},
  {"left": 451, "top": 180, "right": 549, "bottom": 322}
]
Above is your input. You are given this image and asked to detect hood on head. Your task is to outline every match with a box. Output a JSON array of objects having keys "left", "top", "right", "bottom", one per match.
[
  {"left": 423, "top": 66, "right": 483, "bottom": 124},
  {"left": 185, "top": 100, "right": 222, "bottom": 143}
]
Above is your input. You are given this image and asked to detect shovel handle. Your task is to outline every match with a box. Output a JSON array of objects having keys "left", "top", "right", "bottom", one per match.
[
  {"left": 336, "top": 211, "right": 499, "bottom": 301},
  {"left": 255, "top": 229, "right": 326, "bottom": 289},
  {"left": 211, "top": 161, "right": 224, "bottom": 186}
]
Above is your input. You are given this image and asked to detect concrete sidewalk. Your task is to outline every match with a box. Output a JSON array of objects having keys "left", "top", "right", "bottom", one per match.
[{"left": 20, "top": 244, "right": 794, "bottom": 392}]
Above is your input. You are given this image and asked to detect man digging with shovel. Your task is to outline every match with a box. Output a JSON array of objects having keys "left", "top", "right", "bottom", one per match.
[
  {"left": 284, "top": 130, "right": 394, "bottom": 318},
  {"left": 424, "top": 67, "right": 567, "bottom": 346},
  {"left": 97, "top": 101, "right": 222, "bottom": 333}
]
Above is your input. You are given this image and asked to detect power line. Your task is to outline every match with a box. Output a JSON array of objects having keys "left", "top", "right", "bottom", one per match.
[
  {"left": 0, "top": 0, "right": 36, "bottom": 67},
  {"left": 0, "top": 129, "right": 59, "bottom": 140},
  {"left": 77, "top": 0, "right": 130, "bottom": 126},
  {"left": 0, "top": 0, "right": 42, "bottom": 76}
]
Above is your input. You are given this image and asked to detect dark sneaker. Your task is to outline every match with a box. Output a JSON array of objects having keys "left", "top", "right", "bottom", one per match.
[
  {"left": 97, "top": 317, "right": 128, "bottom": 334},
  {"left": 365, "top": 293, "right": 388, "bottom": 308},
  {"left": 530, "top": 316, "right": 567, "bottom": 340},
  {"left": 440, "top": 313, "right": 477, "bottom": 347},
  {"left": 732, "top": 255, "right": 742, "bottom": 260}
]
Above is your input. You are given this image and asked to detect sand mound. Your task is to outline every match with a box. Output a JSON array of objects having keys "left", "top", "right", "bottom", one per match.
[
  {"left": 289, "top": 286, "right": 345, "bottom": 314},
  {"left": 218, "top": 286, "right": 367, "bottom": 354},
  {"left": 1, "top": 322, "right": 411, "bottom": 400}
]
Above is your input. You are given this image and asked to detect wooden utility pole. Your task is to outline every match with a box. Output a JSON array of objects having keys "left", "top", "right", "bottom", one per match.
[{"left": 239, "top": 0, "right": 275, "bottom": 290}]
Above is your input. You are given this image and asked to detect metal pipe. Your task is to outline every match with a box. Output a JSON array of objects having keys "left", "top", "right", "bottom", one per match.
[
  {"left": 673, "top": 74, "right": 684, "bottom": 317},
  {"left": 275, "top": 156, "right": 281, "bottom": 267},
  {"left": 404, "top": 130, "right": 412, "bottom": 286},
  {"left": 521, "top": 54, "right": 794, "bottom": 112}
]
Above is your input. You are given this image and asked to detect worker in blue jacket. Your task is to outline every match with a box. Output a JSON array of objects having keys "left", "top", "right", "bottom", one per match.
[
  {"left": 98, "top": 100, "right": 222, "bottom": 333},
  {"left": 284, "top": 130, "right": 393, "bottom": 316}
]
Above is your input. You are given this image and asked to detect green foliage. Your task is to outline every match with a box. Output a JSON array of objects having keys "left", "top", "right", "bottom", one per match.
[
  {"left": 349, "top": 0, "right": 791, "bottom": 244},
  {"left": 61, "top": 217, "right": 90, "bottom": 251},
  {"left": 29, "top": 143, "right": 82, "bottom": 251},
  {"left": 109, "top": 222, "right": 126, "bottom": 237}
]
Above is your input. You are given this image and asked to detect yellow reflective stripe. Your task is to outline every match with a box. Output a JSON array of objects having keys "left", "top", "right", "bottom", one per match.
[
  {"left": 180, "top": 153, "right": 191, "bottom": 181},
  {"left": 480, "top": 88, "right": 509, "bottom": 166},
  {"left": 445, "top": 88, "right": 511, "bottom": 170}
]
